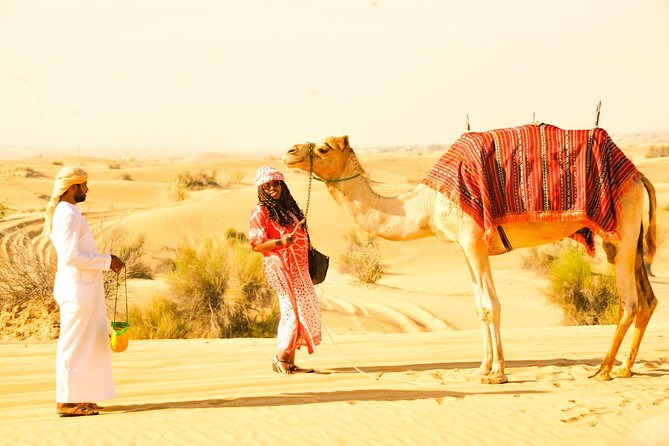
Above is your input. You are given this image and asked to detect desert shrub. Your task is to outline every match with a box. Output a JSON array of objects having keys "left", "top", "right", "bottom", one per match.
[
  {"left": 0, "top": 200, "right": 8, "bottom": 220},
  {"left": 167, "top": 177, "right": 190, "bottom": 201},
  {"left": 18, "top": 167, "right": 44, "bottom": 178},
  {"left": 227, "top": 237, "right": 279, "bottom": 337},
  {"left": 0, "top": 170, "right": 14, "bottom": 185},
  {"left": 119, "top": 174, "right": 133, "bottom": 181},
  {"left": 167, "top": 170, "right": 221, "bottom": 201},
  {"left": 339, "top": 230, "right": 386, "bottom": 284},
  {"left": 225, "top": 228, "right": 248, "bottom": 243},
  {"left": 52, "top": 160, "right": 63, "bottom": 166},
  {"left": 177, "top": 170, "right": 220, "bottom": 190},
  {"left": 0, "top": 223, "right": 151, "bottom": 339},
  {"left": 526, "top": 244, "right": 618, "bottom": 325},
  {"left": 128, "top": 296, "right": 189, "bottom": 339},
  {"left": 645, "top": 145, "right": 669, "bottom": 158},
  {"left": 521, "top": 247, "right": 557, "bottom": 275},
  {"left": 166, "top": 235, "right": 278, "bottom": 338},
  {"left": 95, "top": 226, "right": 153, "bottom": 307},
  {"left": 108, "top": 163, "right": 121, "bottom": 169},
  {"left": 97, "top": 226, "right": 152, "bottom": 280},
  {"left": 0, "top": 232, "right": 56, "bottom": 309},
  {"left": 228, "top": 169, "right": 245, "bottom": 184}
]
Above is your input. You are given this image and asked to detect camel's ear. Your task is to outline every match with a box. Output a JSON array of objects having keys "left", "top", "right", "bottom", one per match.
[{"left": 335, "top": 135, "right": 350, "bottom": 150}]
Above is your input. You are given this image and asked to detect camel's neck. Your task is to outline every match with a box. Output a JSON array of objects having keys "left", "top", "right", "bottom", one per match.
[{"left": 324, "top": 152, "right": 434, "bottom": 241}]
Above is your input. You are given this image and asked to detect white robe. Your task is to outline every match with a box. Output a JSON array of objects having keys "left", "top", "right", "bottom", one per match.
[{"left": 50, "top": 201, "right": 114, "bottom": 403}]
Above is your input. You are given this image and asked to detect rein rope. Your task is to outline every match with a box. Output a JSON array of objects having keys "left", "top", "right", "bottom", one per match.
[{"left": 303, "top": 146, "right": 440, "bottom": 387}]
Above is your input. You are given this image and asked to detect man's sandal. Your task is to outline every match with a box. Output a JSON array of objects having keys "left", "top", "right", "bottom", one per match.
[
  {"left": 57, "top": 403, "right": 99, "bottom": 417},
  {"left": 83, "top": 402, "right": 104, "bottom": 410}
]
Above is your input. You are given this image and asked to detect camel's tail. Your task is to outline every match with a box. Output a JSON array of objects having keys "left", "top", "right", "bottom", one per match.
[{"left": 640, "top": 174, "right": 657, "bottom": 268}]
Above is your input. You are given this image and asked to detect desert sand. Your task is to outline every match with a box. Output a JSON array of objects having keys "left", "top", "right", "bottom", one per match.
[{"left": 1, "top": 139, "right": 668, "bottom": 445}]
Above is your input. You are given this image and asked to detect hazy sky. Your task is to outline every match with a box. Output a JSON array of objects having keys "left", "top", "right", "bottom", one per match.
[{"left": 1, "top": 0, "right": 668, "bottom": 155}]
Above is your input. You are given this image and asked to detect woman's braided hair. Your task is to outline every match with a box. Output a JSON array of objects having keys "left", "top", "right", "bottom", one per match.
[{"left": 258, "top": 181, "right": 306, "bottom": 230}]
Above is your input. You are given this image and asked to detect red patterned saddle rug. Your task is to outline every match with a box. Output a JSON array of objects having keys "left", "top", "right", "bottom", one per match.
[{"left": 422, "top": 123, "right": 641, "bottom": 254}]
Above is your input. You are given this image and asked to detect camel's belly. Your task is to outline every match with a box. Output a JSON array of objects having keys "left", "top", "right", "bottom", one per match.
[{"left": 489, "top": 221, "right": 586, "bottom": 254}]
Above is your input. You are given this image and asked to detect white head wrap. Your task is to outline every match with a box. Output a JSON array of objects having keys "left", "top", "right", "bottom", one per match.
[
  {"left": 254, "top": 166, "right": 285, "bottom": 189},
  {"left": 43, "top": 166, "right": 88, "bottom": 235}
]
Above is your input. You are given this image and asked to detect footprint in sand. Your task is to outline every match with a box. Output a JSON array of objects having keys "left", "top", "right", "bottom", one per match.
[{"left": 561, "top": 399, "right": 620, "bottom": 424}]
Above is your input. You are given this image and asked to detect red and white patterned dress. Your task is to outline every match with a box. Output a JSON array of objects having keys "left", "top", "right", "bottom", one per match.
[{"left": 249, "top": 205, "right": 321, "bottom": 354}]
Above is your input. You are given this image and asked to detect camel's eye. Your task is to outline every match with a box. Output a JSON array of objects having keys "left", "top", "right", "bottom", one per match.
[{"left": 315, "top": 142, "right": 333, "bottom": 156}]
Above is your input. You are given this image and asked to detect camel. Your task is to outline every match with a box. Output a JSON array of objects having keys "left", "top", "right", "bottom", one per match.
[{"left": 283, "top": 124, "right": 658, "bottom": 384}]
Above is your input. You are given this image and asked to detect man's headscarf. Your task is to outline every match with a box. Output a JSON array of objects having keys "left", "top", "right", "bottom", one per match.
[
  {"left": 254, "top": 166, "right": 285, "bottom": 189},
  {"left": 43, "top": 166, "right": 88, "bottom": 235}
]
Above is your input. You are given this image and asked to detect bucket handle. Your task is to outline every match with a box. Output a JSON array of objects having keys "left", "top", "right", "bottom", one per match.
[{"left": 112, "top": 267, "right": 128, "bottom": 325}]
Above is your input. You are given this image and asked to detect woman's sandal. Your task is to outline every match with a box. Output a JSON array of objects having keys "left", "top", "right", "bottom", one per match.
[
  {"left": 289, "top": 364, "right": 315, "bottom": 374},
  {"left": 57, "top": 403, "right": 99, "bottom": 417},
  {"left": 272, "top": 355, "right": 293, "bottom": 375}
]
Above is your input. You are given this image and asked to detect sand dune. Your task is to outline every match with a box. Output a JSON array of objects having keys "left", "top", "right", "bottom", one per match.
[
  {"left": 1, "top": 141, "right": 668, "bottom": 445},
  {"left": 1, "top": 324, "right": 668, "bottom": 445}
]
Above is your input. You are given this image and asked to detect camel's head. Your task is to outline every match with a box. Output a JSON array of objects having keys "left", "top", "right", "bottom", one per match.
[{"left": 283, "top": 135, "right": 353, "bottom": 180}]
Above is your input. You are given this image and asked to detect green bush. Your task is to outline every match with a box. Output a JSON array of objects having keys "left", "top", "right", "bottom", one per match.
[
  {"left": 166, "top": 235, "right": 278, "bottom": 338},
  {"left": 128, "top": 296, "right": 189, "bottom": 339},
  {"left": 339, "top": 230, "right": 386, "bottom": 284},
  {"left": 528, "top": 244, "right": 618, "bottom": 325}
]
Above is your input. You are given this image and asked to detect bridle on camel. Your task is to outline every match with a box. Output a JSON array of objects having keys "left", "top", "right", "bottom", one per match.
[
  {"left": 307, "top": 142, "right": 361, "bottom": 186},
  {"left": 302, "top": 143, "right": 363, "bottom": 235}
]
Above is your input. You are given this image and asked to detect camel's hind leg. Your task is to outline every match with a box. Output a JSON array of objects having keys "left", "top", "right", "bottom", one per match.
[
  {"left": 592, "top": 183, "right": 657, "bottom": 380},
  {"left": 612, "top": 226, "right": 658, "bottom": 378}
]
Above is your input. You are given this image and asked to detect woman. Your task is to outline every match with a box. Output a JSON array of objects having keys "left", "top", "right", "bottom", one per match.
[{"left": 249, "top": 166, "right": 322, "bottom": 374}]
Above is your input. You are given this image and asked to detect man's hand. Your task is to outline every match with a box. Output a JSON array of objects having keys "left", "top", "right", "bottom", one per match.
[{"left": 110, "top": 255, "right": 125, "bottom": 273}]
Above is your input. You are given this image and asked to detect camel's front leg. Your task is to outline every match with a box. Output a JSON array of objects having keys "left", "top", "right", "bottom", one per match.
[
  {"left": 461, "top": 239, "right": 507, "bottom": 384},
  {"left": 471, "top": 285, "right": 493, "bottom": 375}
]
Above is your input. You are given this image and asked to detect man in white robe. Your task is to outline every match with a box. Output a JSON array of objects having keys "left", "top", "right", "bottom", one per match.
[{"left": 44, "top": 166, "right": 125, "bottom": 417}]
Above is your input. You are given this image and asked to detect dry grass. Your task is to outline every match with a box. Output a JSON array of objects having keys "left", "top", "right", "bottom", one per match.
[{"left": 339, "top": 229, "right": 386, "bottom": 284}]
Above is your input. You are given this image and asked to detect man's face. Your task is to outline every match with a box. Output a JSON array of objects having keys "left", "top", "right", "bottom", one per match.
[{"left": 74, "top": 182, "right": 88, "bottom": 203}]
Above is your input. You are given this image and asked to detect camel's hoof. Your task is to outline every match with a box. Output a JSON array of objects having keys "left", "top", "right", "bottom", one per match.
[
  {"left": 589, "top": 369, "right": 613, "bottom": 381},
  {"left": 611, "top": 367, "right": 632, "bottom": 378},
  {"left": 481, "top": 372, "right": 508, "bottom": 384},
  {"left": 475, "top": 366, "right": 491, "bottom": 376}
]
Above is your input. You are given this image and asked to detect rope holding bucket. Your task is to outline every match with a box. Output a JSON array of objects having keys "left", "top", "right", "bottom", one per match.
[{"left": 110, "top": 267, "right": 130, "bottom": 353}]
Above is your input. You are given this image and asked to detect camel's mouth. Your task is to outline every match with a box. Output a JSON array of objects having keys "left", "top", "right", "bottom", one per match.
[
  {"left": 282, "top": 143, "right": 313, "bottom": 168},
  {"left": 281, "top": 154, "right": 301, "bottom": 167}
]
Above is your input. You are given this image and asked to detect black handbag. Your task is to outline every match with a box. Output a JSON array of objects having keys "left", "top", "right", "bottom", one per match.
[{"left": 308, "top": 246, "right": 329, "bottom": 285}]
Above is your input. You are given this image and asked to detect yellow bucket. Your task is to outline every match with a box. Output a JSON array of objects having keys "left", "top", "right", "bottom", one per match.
[
  {"left": 110, "top": 268, "right": 130, "bottom": 353},
  {"left": 110, "top": 321, "right": 130, "bottom": 353}
]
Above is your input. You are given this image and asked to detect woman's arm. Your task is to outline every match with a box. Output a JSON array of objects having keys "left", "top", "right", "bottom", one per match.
[{"left": 252, "top": 233, "right": 294, "bottom": 253}]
